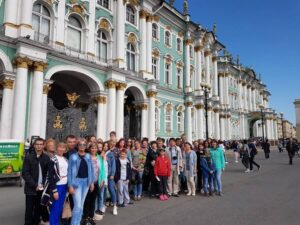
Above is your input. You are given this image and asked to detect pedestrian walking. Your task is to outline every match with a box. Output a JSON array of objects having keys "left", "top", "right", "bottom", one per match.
[
  {"left": 262, "top": 139, "right": 270, "bottom": 159},
  {"left": 23, "top": 138, "right": 50, "bottom": 225},
  {"left": 240, "top": 140, "right": 250, "bottom": 173},
  {"left": 248, "top": 140, "right": 260, "bottom": 171},
  {"left": 286, "top": 138, "right": 297, "bottom": 165}
]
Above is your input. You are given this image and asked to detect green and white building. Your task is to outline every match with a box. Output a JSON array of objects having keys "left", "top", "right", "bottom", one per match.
[{"left": 0, "top": 0, "right": 279, "bottom": 143}]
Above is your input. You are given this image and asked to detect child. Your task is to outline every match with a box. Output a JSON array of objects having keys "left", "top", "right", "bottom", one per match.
[
  {"left": 154, "top": 148, "right": 171, "bottom": 201},
  {"left": 200, "top": 149, "right": 215, "bottom": 196},
  {"left": 115, "top": 150, "right": 132, "bottom": 207}
]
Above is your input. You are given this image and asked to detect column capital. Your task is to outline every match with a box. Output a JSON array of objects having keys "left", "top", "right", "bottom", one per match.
[
  {"left": 33, "top": 61, "right": 48, "bottom": 72},
  {"left": 212, "top": 56, "right": 218, "bottom": 62},
  {"left": 116, "top": 82, "right": 127, "bottom": 91},
  {"left": 1, "top": 79, "right": 14, "bottom": 89},
  {"left": 13, "top": 56, "right": 33, "bottom": 69},
  {"left": 194, "top": 45, "right": 204, "bottom": 52},
  {"left": 123, "top": 0, "right": 139, "bottom": 6},
  {"left": 94, "top": 96, "right": 107, "bottom": 104},
  {"left": 185, "top": 102, "right": 193, "bottom": 107},
  {"left": 185, "top": 39, "right": 194, "bottom": 46},
  {"left": 139, "top": 10, "right": 148, "bottom": 19},
  {"left": 43, "top": 84, "right": 51, "bottom": 95},
  {"left": 213, "top": 108, "right": 220, "bottom": 113},
  {"left": 136, "top": 103, "right": 148, "bottom": 111},
  {"left": 105, "top": 80, "right": 117, "bottom": 89},
  {"left": 204, "top": 50, "right": 211, "bottom": 57},
  {"left": 195, "top": 104, "right": 204, "bottom": 109},
  {"left": 147, "top": 90, "right": 157, "bottom": 98}
]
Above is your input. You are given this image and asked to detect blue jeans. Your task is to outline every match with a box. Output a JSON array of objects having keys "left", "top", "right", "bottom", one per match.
[
  {"left": 50, "top": 184, "right": 67, "bottom": 225},
  {"left": 96, "top": 186, "right": 106, "bottom": 211},
  {"left": 71, "top": 178, "right": 89, "bottom": 225},
  {"left": 107, "top": 179, "right": 116, "bottom": 205},
  {"left": 213, "top": 170, "right": 222, "bottom": 193},
  {"left": 203, "top": 175, "right": 214, "bottom": 194},
  {"left": 133, "top": 171, "right": 143, "bottom": 197}
]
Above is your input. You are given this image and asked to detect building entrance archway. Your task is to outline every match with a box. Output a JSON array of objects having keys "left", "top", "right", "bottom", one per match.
[{"left": 46, "top": 72, "right": 97, "bottom": 140}]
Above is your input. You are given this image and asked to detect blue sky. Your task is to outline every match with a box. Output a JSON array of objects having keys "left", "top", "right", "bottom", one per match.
[{"left": 174, "top": 0, "right": 300, "bottom": 124}]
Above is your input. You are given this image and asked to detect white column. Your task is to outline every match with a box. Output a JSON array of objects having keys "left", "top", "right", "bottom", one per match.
[
  {"left": 147, "top": 91, "right": 157, "bottom": 141},
  {"left": 239, "top": 81, "right": 243, "bottom": 109},
  {"left": 185, "top": 102, "right": 193, "bottom": 143},
  {"left": 95, "top": 96, "right": 106, "bottom": 139},
  {"left": 55, "top": 0, "right": 66, "bottom": 44},
  {"left": 243, "top": 84, "right": 248, "bottom": 111},
  {"left": 0, "top": 79, "right": 14, "bottom": 139},
  {"left": 28, "top": 62, "right": 47, "bottom": 138},
  {"left": 139, "top": 11, "right": 147, "bottom": 73},
  {"left": 140, "top": 104, "right": 148, "bottom": 138},
  {"left": 3, "top": 0, "right": 19, "bottom": 37},
  {"left": 19, "top": 0, "right": 34, "bottom": 37},
  {"left": 248, "top": 86, "right": 252, "bottom": 111},
  {"left": 208, "top": 107, "right": 212, "bottom": 138},
  {"left": 274, "top": 119, "right": 278, "bottom": 140},
  {"left": 252, "top": 88, "right": 256, "bottom": 111},
  {"left": 224, "top": 74, "right": 229, "bottom": 105},
  {"left": 115, "top": 0, "right": 125, "bottom": 67},
  {"left": 87, "top": 0, "right": 96, "bottom": 55},
  {"left": 106, "top": 81, "right": 117, "bottom": 138},
  {"left": 204, "top": 50, "right": 211, "bottom": 85},
  {"left": 146, "top": 15, "right": 153, "bottom": 75},
  {"left": 214, "top": 108, "right": 220, "bottom": 140},
  {"left": 11, "top": 57, "right": 32, "bottom": 140},
  {"left": 196, "top": 104, "right": 204, "bottom": 140},
  {"left": 212, "top": 55, "right": 219, "bottom": 97},
  {"left": 185, "top": 40, "right": 191, "bottom": 90},
  {"left": 195, "top": 47, "right": 202, "bottom": 90},
  {"left": 219, "top": 75, "right": 224, "bottom": 104},
  {"left": 40, "top": 84, "right": 51, "bottom": 139},
  {"left": 240, "top": 114, "right": 245, "bottom": 139},
  {"left": 227, "top": 115, "right": 232, "bottom": 140},
  {"left": 220, "top": 114, "right": 225, "bottom": 140},
  {"left": 116, "top": 83, "right": 126, "bottom": 139}
]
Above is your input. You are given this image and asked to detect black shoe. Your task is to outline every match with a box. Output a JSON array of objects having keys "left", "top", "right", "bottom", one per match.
[
  {"left": 128, "top": 201, "right": 134, "bottom": 205},
  {"left": 173, "top": 194, "right": 179, "bottom": 197},
  {"left": 118, "top": 203, "right": 125, "bottom": 207}
]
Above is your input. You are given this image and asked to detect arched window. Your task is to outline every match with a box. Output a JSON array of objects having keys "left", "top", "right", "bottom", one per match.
[
  {"left": 96, "top": 30, "right": 108, "bottom": 63},
  {"left": 152, "top": 23, "right": 158, "bottom": 39},
  {"left": 32, "top": 4, "right": 51, "bottom": 42},
  {"left": 126, "top": 43, "right": 136, "bottom": 71},
  {"left": 165, "top": 63, "right": 171, "bottom": 84},
  {"left": 67, "top": 16, "right": 82, "bottom": 52},
  {"left": 177, "top": 38, "right": 182, "bottom": 52},
  {"left": 177, "top": 68, "right": 182, "bottom": 89},
  {"left": 177, "top": 112, "right": 184, "bottom": 133},
  {"left": 126, "top": 5, "right": 135, "bottom": 24},
  {"left": 165, "top": 31, "right": 171, "bottom": 46},
  {"left": 152, "top": 58, "right": 158, "bottom": 79},
  {"left": 155, "top": 107, "right": 160, "bottom": 132},
  {"left": 165, "top": 105, "right": 172, "bottom": 132},
  {"left": 97, "top": 0, "right": 110, "bottom": 9}
]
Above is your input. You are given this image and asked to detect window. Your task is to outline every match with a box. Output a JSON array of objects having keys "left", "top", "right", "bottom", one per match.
[
  {"left": 152, "top": 24, "right": 158, "bottom": 39},
  {"left": 177, "top": 68, "right": 182, "bottom": 89},
  {"left": 32, "top": 4, "right": 51, "bottom": 42},
  {"left": 97, "top": 0, "right": 109, "bottom": 9},
  {"left": 96, "top": 30, "right": 108, "bottom": 63},
  {"left": 177, "top": 112, "right": 184, "bottom": 133},
  {"left": 165, "top": 63, "right": 171, "bottom": 84},
  {"left": 165, "top": 31, "right": 171, "bottom": 46},
  {"left": 67, "top": 16, "right": 82, "bottom": 52},
  {"left": 155, "top": 107, "right": 160, "bottom": 131},
  {"left": 152, "top": 58, "right": 158, "bottom": 79},
  {"left": 190, "top": 46, "right": 194, "bottom": 58},
  {"left": 190, "top": 69, "right": 194, "bottom": 89},
  {"left": 126, "top": 5, "right": 135, "bottom": 24},
  {"left": 177, "top": 38, "right": 182, "bottom": 52},
  {"left": 165, "top": 107, "right": 172, "bottom": 132},
  {"left": 126, "top": 43, "right": 136, "bottom": 71}
]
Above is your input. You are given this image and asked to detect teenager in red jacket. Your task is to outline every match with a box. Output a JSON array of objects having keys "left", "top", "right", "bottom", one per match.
[{"left": 154, "top": 148, "right": 171, "bottom": 201}]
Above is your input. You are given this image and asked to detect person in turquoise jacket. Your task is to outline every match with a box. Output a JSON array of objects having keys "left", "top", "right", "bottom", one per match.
[{"left": 209, "top": 140, "right": 225, "bottom": 196}]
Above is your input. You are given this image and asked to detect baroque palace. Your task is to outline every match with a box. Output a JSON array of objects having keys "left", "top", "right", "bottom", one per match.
[{"left": 0, "top": 0, "right": 279, "bottom": 143}]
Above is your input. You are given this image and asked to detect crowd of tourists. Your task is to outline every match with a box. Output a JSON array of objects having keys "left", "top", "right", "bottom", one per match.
[{"left": 23, "top": 132, "right": 299, "bottom": 225}]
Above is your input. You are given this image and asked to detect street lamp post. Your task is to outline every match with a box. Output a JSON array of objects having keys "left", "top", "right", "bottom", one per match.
[
  {"left": 201, "top": 83, "right": 210, "bottom": 140},
  {"left": 280, "top": 112, "right": 285, "bottom": 145},
  {"left": 260, "top": 106, "right": 265, "bottom": 142}
]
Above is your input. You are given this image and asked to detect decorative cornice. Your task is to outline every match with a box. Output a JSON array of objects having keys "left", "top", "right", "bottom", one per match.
[
  {"left": 152, "top": 49, "right": 160, "bottom": 58},
  {"left": 147, "top": 90, "right": 157, "bottom": 98},
  {"left": 13, "top": 56, "right": 33, "bottom": 69},
  {"left": 1, "top": 79, "right": 14, "bottom": 89},
  {"left": 43, "top": 84, "right": 51, "bottom": 95},
  {"left": 178, "top": 31, "right": 184, "bottom": 37},
  {"left": 152, "top": 15, "right": 160, "bottom": 22},
  {"left": 165, "top": 25, "right": 172, "bottom": 31},
  {"left": 33, "top": 61, "right": 48, "bottom": 72}
]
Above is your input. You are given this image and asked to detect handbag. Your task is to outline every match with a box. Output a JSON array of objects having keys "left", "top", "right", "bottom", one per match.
[
  {"left": 41, "top": 181, "right": 51, "bottom": 206},
  {"left": 62, "top": 194, "right": 72, "bottom": 219}
]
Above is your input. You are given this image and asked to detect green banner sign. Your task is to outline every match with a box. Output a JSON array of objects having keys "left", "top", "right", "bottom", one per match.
[{"left": 0, "top": 141, "right": 24, "bottom": 175}]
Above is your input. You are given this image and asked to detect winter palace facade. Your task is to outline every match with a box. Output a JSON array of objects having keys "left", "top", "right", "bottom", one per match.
[{"left": 0, "top": 0, "right": 279, "bottom": 143}]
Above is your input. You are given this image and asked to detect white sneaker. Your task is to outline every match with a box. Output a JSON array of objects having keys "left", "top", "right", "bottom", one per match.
[
  {"left": 235, "top": 161, "right": 238, "bottom": 163},
  {"left": 186, "top": 192, "right": 192, "bottom": 196},
  {"left": 113, "top": 206, "right": 118, "bottom": 216},
  {"left": 245, "top": 169, "right": 250, "bottom": 173}
]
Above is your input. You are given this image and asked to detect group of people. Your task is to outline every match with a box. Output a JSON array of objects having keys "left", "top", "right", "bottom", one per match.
[{"left": 22, "top": 133, "right": 226, "bottom": 225}]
